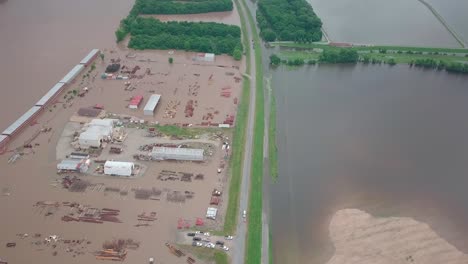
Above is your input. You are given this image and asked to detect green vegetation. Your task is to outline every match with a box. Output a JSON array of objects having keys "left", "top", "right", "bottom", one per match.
[
  {"left": 271, "top": 43, "right": 468, "bottom": 72},
  {"left": 137, "top": 0, "right": 232, "bottom": 15},
  {"left": 233, "top": 48, "right": 242, "bottom": 61},
  {"left": 223, "top": 0, "right": 251, "bottom": 235},
  {"left": 168, "top": 57, "right": 173, "bottom": 64},
  {"left": 154, "top": 124, "right": 216, "bottom": 138},
  {"left": 214, "top": 251, "right": 229, "bottom": 264},
  {"left": 269, "top": 94, "right": 278, "bottom": 180},
  {"left": 117, "top": 16, "right": 242, "bottom": 56},
  {"left": 242, "top": 0, "right": 264, "bottom": 262},
  {"left": 256, "top": 0, "right": 322, "bottom": 42},
  {"left": 269, "top": 54, "right": 281, "bottom": 66},
  {"left": 319, "top": 49, "right": 359, "bottom": 63},
  {"left": 271, "top": 42, "right": 468, "bottom": 54},
  {"left": 178, "top": 246, "right": 229, "bottom": 264}
]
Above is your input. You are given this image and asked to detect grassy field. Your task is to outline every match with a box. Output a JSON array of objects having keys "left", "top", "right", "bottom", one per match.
[
  {"left": 271, "top": 42, "right": 468, "bottom": 54},
  {"left": 242, "top": 0, "right": 265, "bottom": 262},
  {"left": 276, "top": 49, "right": 468, "bottom": 65},
  {"left": 223, "top": 0, "right": 251, "bottom": 236},
  {"left": 269, "top": 93, "right": 278, "bottom": 181},
  {"left": 179, "top": 246, "right": 229, "bottom": 264},
  {"left": 154, "top": 124, "right": 220, "bottom": 138}
]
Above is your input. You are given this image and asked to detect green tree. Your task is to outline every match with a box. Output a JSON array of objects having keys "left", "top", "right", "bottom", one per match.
[
  {"left": 169, "top": 57, "right": 174, "bottom": 64},
  {"left": 233, "top": 49, "right": 242, "bottom": 61},
  {"left": 387, "top": 58, "right": 396, "bottom": 66},
  {"left": 115, "top": 28, "right": 127, "bottom": 42},
  {"left": 262, "top": 29, "right": 276, "bottom": 42},
  {"left": 269, "top": 54, "right": 281, "bottom": 66},
  {"left": 99, "top": 53, "right": 105, "bottom": 61}
]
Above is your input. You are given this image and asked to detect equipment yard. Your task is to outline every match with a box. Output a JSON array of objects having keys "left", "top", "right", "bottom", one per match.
[{"left": 0, "top": 48, "right": 243, "bottom": 263}]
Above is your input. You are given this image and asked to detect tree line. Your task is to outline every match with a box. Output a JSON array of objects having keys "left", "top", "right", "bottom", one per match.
[
  {"left": 138, "top": 0, "right": 232, "bottom": 14},
  {"left": 412, "top": 58, "right": 468, "bottom": 73},
  {"left": 127, "top": 0, "right": 232, "bottom": 15},
  {"left": 119, "top": 17, "right": 242, "bottom": 58},
  {"left": 256, "top": 0, "right": 322, "bottom": 42}
]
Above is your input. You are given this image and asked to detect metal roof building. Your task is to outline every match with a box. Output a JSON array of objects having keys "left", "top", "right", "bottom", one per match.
[
  {"left": 2, "top": 106, "right": 42, "bottom": 136},
  {"left": 104, "top": 161, "right": 134, "bottom": 177},
  {"left": 129, "top": 95, "right": 143, "bottom": 109},
  {"left": 57, "top": 159, "right": 90, "bottom": 173},
  {"left": 143, "top": 94, "right": 161, "bottom": 116},
  {"left": 151, "top": 147, "right": 204, "bottom": 161},
  {"left": 80, "top": 49, "right": 100, "bottom": 66},
  {"left": 206, "top": 207, "right": 218, "bottom": 220},
  {"left": 0, "top": 135, "right": 9, "bottom": 151},
  {"left": 35, "top": 82, "right": 66, "bottom": 106},
  {"left": 59, "top": 64, "right": 84, "bottom": 84}
]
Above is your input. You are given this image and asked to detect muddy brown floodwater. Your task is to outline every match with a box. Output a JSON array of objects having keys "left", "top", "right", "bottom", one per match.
[
  {"left": 0, "top": 0, "right": 134, "bottom": 130},
  {"left": 271, "top": 64, "right": 468, "bottom": 264}
]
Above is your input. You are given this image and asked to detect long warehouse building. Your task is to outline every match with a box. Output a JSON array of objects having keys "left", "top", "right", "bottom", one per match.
[
  {"left": 151, "top": 147, "right": 204, "bottom": 161},
  {"left": 35, "top": 82, "right": 66, "bottom": 106},
  {"left": 80, "top": 49, "right": 100, "bottom": 66},
  {"left": 59, "top": 64, "right": 84, "bottom": 84},
  {"left": 2, "top": 106, "right": 42, "bottom": 137},
  {"left": 143, "top": 94, "right": 161, "bottom": 116}
]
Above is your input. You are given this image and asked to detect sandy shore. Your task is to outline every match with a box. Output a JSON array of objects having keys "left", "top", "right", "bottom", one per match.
[{"left": 327, "top": 209, "right": 468, "bottom": 264}]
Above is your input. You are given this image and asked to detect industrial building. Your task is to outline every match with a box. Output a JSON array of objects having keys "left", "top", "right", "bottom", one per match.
[
  {"left": 2, "top": 106, "right": 42, "bottom": 137},
  {"left": 80, "top": 49, "right": 100, "bottom": 66},
  {"left": 59, "top": 64, "right": 84, "bottom": 84},
  {"left": 143, "top": 94, "right": 161, "bottom": 116},
  {"left": 69, "top": 152, "right": 90, "bottom": 160},
  {"left": 35, "top": 83, "right": 66, "bottom": 107},
  {"left": 0, "top": 135, "right": 9, "bottom": 152},
  {"left": 57, "top": 159, "right": 90, "bottom": 173},
  {"left": 104, "top": 161, "right": 134, "bottom": 177},
  {"left": 151, "top": 147, "right": 204, "bottom": 161},
  {"left": 206, "top": 207, "right": 218, "bottom": 220},
  {"left": 77, "top": 107, "right": 101, "bottom": 117},
  {"left": 78, "top": 119, "right": 114, "bottom": 148},
  {"left": 129, "top": 95, "right": 143, "bottom": 109}
]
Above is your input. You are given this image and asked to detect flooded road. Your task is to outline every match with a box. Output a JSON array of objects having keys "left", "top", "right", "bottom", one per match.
[
  {"left": 0, "top": 0, "right": 134, "bottom": 130},
  {"left": 271, "top": 64, "right": 468, "bottom": 263},
  {"left": 307, "top": 0, "right": 460, "bottom": 47}
]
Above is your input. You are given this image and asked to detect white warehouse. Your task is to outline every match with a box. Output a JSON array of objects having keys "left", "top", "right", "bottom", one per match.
[
  {"left": 151, "top": 147, "right": 204, "bottom": 161},
  {"left": 104, "top": 161, "right": 135, "bottom": 177},
  {"left": 143, "top": 94, "right": 161, "bottom": 116},
  {"left": 78, "top": 119, "right": 114, "bottom": 148}
]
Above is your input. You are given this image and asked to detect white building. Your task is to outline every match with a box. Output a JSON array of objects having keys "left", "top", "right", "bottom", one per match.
[
  {"left": 151, "top": 147, "right": 204, "bottom": 161},
  {"left": 206, "top": 207, "right": 218, "bottom": 220},
  {"left": 78, "top": 119, "right": 114, "bottom": 148},
  {"left": 104, "top": 161, "right": 134, "bottom": 177},
  {"left": 143, "top": 94, "right": 161, "bottom": 116}
]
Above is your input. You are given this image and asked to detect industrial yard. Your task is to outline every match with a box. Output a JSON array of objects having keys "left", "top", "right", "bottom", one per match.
[{"left": 0, "top": 47, "right": 243, "bottom": 263}]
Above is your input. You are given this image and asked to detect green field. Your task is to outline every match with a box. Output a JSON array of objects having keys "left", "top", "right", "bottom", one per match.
[
  {"left": 271, "top": 42, "right": 468, "bottom": 54},
  {"left": 276, "top": 48, "right": 468, "bottom": 65},
  {"left": 269, "top": 94, "right": 278, "bottom": 181},
  {"left": 242, "top": 0, "right": 265, "bottom": 262},
  {"left": 223, "top": 0, "right": 251, "bottom": 236}
]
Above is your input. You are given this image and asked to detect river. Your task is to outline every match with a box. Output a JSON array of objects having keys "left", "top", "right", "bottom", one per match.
[
  {"left": 270, "top": 64, "right": 468, "bottom": 263},
  {"left": 0, "top": 0, "right": 134, "bottom": 130}
]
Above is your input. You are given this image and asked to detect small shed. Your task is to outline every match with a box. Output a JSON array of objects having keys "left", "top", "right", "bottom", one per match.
[
  {"left": 204, "top": 53, "right": 215, "bottom": 62},
  {"left": 206, "top": 207, "right": 218, "bottom": 220},
  {"left": 104, "top": 161, "right": 134, "bottom": 177},
  {"left": 210, "top": 196, "right": 220, "bottom": 205},
  {"left": 143, "top": 94, "right": 161, "bottom": 116},
  {"left": 151, "top": 147, "right": 204, "bottom": 161},
  {"left": 129, "top": 95, "right": 143, "bottom": 109}
]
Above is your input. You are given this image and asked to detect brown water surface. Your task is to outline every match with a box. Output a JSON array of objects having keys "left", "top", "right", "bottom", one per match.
[
  {"left": 271, "top": 64, "right": 468, "bottom": 263},
  {"left": 0, "top": 0, "right": 134, "bottom": 130}
]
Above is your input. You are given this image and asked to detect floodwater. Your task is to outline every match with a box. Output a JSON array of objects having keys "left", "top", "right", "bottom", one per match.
[
  {"left": 0, "top": 0, "right": 134, "bottom": 130},
  {"left": 307, "top": 0, "right": 460, "bottom": 47},
  {"left": 271, "top": 64, "right": 468, "bottom": 263},
  {"left": 145, "top": 2, "right": 241, "bottom": 26}
]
